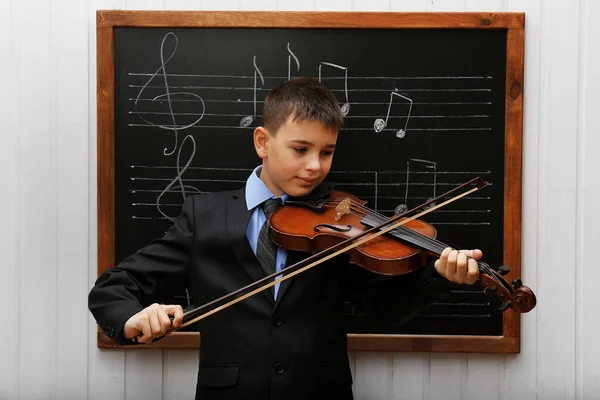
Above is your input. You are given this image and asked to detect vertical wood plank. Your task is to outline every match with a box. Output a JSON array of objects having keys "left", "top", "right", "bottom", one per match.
[
  {"left": 355, "top": 352, "right": 393, "bottom": 400},
  {"left": 0, "top": 0, "right": 20, "bottom": 398},
  {"left": 203, "top": 0, "right": 240, "bottom": 10},
  {"left": 88, "top": 2, "right": 127, "bottom": 400},
  {"left": 504, "top": 1, "right": 541, "bottom": 399},
  {"left": 426, "top": 0, "right": 465, "bottom": 11},
  {"left": 53, "top": 0, "right": 90, "bottom": 399},
  {"left": 163, "top": 350, "right": 199, "bottom": 400},
  {"left": 315, "top": 0, "right": 350, "bottom": 11},
  {"left": 126, "top": 0, "right": 164, "bottom": 8},
  {"left": 241, "top": 0, "right": 277, "bottom": 10},
  {"left": 390, "top": 0, "right": 428, "bottom": 11},
  {"left": 464, "top": 354, "right": 499, "bottom": 400},
  {"left": 277, "top": 0, "right": 315, "bottom": 11},
  {"left": 535, "top": 0, "right": 580, "bottom": 399},
  {"left": 15, "top": 0, "right": 57, "bottom": 398},
  {"left": 352, "top": 0, "right": 389, "bottom": 11},
  {"left": 125, "top": 349, "right": 164, "bottom": 400},
  {"left": 429, "top": 355, "right": 461, "bottom": 400},
  {"left": 392, "top": 354, "right": 426, "bottom": 400},
  {"left": 578, "top": 0, "right": 600, "bottom": 399},
  {"left": 164, "top": 0, "right": 200, "bottom": 9},
  {"left": 464, "top": 0, "right": 505, "bottom": 11}
]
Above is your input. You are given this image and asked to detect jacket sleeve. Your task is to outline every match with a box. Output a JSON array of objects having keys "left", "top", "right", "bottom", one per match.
[
  {"left": 88, "top": 195, "right": 196, "bottom": 345},
  {"left": 345, "top": 259, "right": 458, "bottom": 332}
]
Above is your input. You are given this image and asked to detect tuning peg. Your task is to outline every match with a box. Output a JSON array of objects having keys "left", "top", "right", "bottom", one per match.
[
  {"left": 512, "top": 279, "right": 523, "bottom": 289},
  {"left": 496, "top": 265, "right": 510, "bottom": 276},
  {"left": 497, "top": 301, "right": 512, "bottom": 312},
  {"left": 483, "top": 287, "right": 496, "bottom": 297}
]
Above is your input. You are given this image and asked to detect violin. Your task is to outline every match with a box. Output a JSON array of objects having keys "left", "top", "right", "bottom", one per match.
[
  {"left": 144, "top": 177, "right": 536, "bottom": 341},
  {"left": 269, "top": 178, "right": 536, "bottom": 314}
]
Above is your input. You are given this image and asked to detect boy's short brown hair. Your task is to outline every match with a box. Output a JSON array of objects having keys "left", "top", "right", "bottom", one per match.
[{"left": 261, "top": 77, "right": 344, "bottom": 135}]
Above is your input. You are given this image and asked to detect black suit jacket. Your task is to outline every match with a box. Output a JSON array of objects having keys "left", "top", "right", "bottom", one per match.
[{"left": 89, "top": 187, "right": 456, "bottom": 400}]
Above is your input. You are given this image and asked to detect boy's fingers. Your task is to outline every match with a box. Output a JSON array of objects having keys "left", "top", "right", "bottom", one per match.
[
  {"left": 164, "top": 305, "right": 184, "bottom": 328},
  {"left": 467, "top": 258, "right": 479, "bottom": 283},
  {"left": 137, "top": 318, "right": 152, "bottom": 344},
  {"left": 456, "top": 252, "right": 468, "bottom": 283},
  {"left": 149, "top": 312, "right": 161, "bottom": 338},
  {"left": 158, "top": 309, "right": 173, "bottom": 335},
  {"left": 447, "top": 250, "right": 458, "bottom": 275},
  {"left": 435, "top": 247, "right": 453, "bottom": 275}
]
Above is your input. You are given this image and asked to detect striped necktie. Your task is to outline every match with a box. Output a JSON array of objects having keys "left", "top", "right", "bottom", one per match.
[{"left": 256, "top": 198, "right": 283, "bottom": 282}]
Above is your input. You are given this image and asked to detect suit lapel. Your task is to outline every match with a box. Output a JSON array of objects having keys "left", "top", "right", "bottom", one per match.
[{"left": 227, "top": 187, "right": 275, "bottom": 305}]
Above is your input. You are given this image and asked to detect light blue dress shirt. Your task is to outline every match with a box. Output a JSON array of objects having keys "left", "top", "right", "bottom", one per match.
[{"left": 245, "top": 166, "right": 288, "bottom": 299}]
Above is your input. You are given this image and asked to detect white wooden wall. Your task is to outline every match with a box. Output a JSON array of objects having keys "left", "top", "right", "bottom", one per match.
[{"left": 1, "top": 0, "right": 599, "bottom": 399}]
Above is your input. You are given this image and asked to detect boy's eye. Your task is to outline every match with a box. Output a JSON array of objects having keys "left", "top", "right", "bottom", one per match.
[
  {"left": 293, "top": 147, "right": 307, "bottom": 153},
  {"left": 322, "top": 150, "right": 334, "bottom": 157}
]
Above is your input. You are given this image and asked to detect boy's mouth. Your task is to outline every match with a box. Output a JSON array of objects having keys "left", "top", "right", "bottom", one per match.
[{"left": 296, "top": 177, "right": 317, "bottom": 186}]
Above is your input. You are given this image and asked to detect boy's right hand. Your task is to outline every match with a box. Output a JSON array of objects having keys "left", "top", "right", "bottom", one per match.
[{"left": 123, "top": 303, "right": 184, "bottom": 344}]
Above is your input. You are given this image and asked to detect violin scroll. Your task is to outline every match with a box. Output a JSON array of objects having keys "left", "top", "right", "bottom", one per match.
[{"left": 480, "top": 268, "right": 536, "bottom": 313}]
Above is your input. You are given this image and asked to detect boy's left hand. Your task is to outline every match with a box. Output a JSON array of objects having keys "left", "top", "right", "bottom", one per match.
[{"left": 434, "top": 247, "right": 482, "bottom": 285}]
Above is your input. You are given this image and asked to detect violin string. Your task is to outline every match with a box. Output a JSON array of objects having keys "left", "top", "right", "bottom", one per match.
[
  {"left": 326, "top": 197, "right": 502, "bottom": 286},
  {"left": 351, "top": 203, "right": 503, "bottom": 286}
]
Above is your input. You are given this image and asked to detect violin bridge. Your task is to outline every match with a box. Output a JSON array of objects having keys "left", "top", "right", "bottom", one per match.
[{"left": 334, "top": 198, "right": 352, "bottom": 221}]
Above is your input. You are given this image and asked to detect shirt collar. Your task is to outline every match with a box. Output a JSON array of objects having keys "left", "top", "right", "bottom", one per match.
[{"left": 245, "top": 166, "right": 288, "bottom": 211}]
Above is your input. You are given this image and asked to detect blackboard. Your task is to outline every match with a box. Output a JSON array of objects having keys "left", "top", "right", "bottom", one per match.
[{"left": 97, "top": 11, "right": 526, "bottom": 353}]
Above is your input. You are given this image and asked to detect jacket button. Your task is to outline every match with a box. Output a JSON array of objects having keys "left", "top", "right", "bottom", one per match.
[
  {"left": 273, "top": 316, "right": 282, "bottom": 327},
  {"left": 274, "top": 363, "right": 285, "bottom": 374}
]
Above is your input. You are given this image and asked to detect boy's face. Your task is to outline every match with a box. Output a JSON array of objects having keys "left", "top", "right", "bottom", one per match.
[{"left": 254, "top": 116, "right": 338, "bottom": 198}]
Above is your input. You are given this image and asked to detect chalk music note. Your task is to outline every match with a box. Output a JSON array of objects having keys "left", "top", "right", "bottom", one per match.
[
  {"left": 394, "top": 159, "right": 437, "bottom": 215},
  {"left": 318, "top": 62, "right": 350, "bottom": 117},
  {"left": 156, "top": 134, "right": 202, "bottom": 221},
  {"left": 287, "top": 42, "right": 300, "bottom": 80},
  {"left": 240, "top": 56, "right": 265, "bottom": 128},
  {"left": 373, "top": 92, "right": 413, "bottom": 139},
  {"left": 134, "top": 32, "right": 206, "bottom": 156}
]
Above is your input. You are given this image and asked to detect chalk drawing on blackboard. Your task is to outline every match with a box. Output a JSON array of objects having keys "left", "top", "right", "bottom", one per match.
[
  {"left": 325, "top": 167, "right": 492, "bottom": 226},
  {"left": 394, "top": 158, "right": 437, "bottom": 215},
  {"left": 130, "top": 165, "right": 491, "bottom": 225},
  {"left": 287, "top": 42, "right": 300, "bottom": 80},
  {"left": 239, "top": 56, "right": 265, "bottom": 128},
  {"left": 133, "top": 32, "right": 206, "bottom": 156},
  {"left": 374, "top": 91, "right": 413, "bottom": 138},
  {"left": 156, "top": 134, "right": 202, "bottom": 221},
  {"left": 318, "top": 62, "right": 350, "bottom": 117}
]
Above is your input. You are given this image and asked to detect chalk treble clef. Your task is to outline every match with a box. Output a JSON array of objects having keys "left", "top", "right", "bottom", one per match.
[
  {"left": 134, "top": 32, "right": 206, "bottom": 156},
  {"left": 156, "top": 134, "right": 202, "bottom": 221}
]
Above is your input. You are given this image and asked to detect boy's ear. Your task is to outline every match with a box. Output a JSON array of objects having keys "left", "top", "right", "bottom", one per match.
[{"left": 253, "top": 126, "right": 270, "bottom": 159}]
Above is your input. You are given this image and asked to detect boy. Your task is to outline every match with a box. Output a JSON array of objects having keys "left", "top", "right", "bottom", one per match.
[{"left": 89, "top": 77, "right": 481, "bottom": 400}]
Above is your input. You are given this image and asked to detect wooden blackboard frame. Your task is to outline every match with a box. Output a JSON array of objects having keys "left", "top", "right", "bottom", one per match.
[{"left": 96, "top": 10, "right": 525, "bottom": 353}]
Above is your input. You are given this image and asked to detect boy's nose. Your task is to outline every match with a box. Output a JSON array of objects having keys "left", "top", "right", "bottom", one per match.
[{"left": 305, "top": 157, "right": 320, "bottom": 171}]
